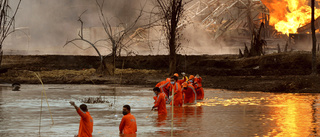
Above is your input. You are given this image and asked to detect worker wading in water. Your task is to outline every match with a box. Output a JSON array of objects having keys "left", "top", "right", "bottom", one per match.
[
  {"left": 194, "top": 74, "right": 204, "bottom": 100},
  {"left": 119, "top": 105, "right": 137, "bottom": 135},
  {"left": 152, "top": 87, "right": 167, "bottom": 115},
  {"left": 174, "top": 73, "right": 187, "bottom": 85},
  {"left": 69, "top": 101, "right": 93, "bottom": 137},
  {"left": 170, "top": 76, "right": 183, "bottom": 107},
  {"left": 154, "top": 78, "right": 170, "bottom": 103},
  {"left": 188, "top": 75, "right": 204, "bottom": 100},
  {"left": 182, "top": 82, "right": 197, "bottom": 104}
]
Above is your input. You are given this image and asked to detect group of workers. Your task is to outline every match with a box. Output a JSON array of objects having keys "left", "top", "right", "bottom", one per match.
[
  {"left": 69, "top": 72, "right": 204, "bottom": 137},
  {"left": 152, "top": 72, "right": 204, "bottom": 115},
  {"left": 69, "top": 101, "right": 137, "bottom": 137}
]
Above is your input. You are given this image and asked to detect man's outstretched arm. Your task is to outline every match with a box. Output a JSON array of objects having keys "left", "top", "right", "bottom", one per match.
[
  {"left": 70, "top": 101, "right": 87, "bottom": 118},
  {"left": 69, "top": 101, "right": 79, "bottom": 110}
]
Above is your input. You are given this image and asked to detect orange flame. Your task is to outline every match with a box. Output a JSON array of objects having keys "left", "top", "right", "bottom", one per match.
[{"left": 262, "top": 0, "right": 320, "bottom": 34}]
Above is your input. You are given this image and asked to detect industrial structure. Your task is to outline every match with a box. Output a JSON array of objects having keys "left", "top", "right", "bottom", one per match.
[
  {"left": 182, "top": 0, "right": 270, "bottom": 40},
  {"left": 289, "top": 17, "right": 320, "bottom": 50}
]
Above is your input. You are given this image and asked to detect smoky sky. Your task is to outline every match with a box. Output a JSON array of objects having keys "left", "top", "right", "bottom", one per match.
[
  {"left": 10, "top": 0, "right": 148, "bottom": 51},
  {"left": 7, "top": 0, "right": 239, "bottom": 55}
]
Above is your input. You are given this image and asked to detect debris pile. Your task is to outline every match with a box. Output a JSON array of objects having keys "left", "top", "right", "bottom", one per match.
[{"left": 81, "top": 96, "right": 109, "bottom": 104}]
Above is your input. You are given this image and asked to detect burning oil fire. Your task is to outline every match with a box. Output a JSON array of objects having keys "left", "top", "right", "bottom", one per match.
[{"left": 262, "top": 0, "right": 320, "bottom": 34}]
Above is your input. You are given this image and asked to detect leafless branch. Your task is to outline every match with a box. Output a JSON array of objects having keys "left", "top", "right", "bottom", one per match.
[
  {"left": 95, "top": 0, "right": 147, "bottom": 57},
  {"left": 78, "top": 10, "right": 87, "bottom": 39},
  {"left": 64, "top": 38, "right": 103, "bottom": 64},
  {"left": 0, "top": 0, "right": 21, "bottom": 47}
]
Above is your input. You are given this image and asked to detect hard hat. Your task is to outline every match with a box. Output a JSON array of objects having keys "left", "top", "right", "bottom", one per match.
[
  {"left": 173, "top": 73, "right": 179, "bottom": 77},
  {"left": 181, "top": 72, "right": 185, "bottom": 75},
  {"left": 166, "top": 78, "right": 170, "bottom": 82},
  {"left": 182, "top": 82, "right": 188, "bottom": 88},
  {"left": 189, "top": 75, "right": 194, "bottom": 80}
]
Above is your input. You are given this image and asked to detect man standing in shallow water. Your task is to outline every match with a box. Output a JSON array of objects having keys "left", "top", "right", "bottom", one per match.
[
  {"left": 152, "top": 87, "right": 167, "bottom": 115},
  {"left": 119, "top": 105, "right": 137, "bottom": 135},
  {"left": 69, "top": 101, "right": 93, "bottom": 137}
]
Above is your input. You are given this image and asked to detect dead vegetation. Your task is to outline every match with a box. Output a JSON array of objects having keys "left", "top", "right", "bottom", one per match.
[
  {"left": 239, "top": 22, "right": 267, "bottom": 58},
  {"left": 0, "top": 0, "right": 22, "bottom": 68},
  {"left": 64, "top": 0, "right": 148, "bottom": 76},
  {"left": 1, "top": 52, "right": 320, "bottom": 93}
]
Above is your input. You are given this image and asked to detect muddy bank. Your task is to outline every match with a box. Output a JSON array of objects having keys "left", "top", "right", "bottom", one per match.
[{"left": 1, "top": 52, "right": 320, "bottom": 93}]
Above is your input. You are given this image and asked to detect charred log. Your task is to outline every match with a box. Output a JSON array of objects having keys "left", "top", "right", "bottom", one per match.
[{"left": 239, "top": 49, "right": 243, "bottom": 58}]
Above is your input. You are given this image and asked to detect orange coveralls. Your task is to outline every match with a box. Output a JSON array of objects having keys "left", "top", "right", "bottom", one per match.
[
  {"left": 182, "top": 84, "right": 197, "bottom": 104},
  {"left": 156, "top": 78, "right": 170, "bottom": 97},
  {"left": 159, "top": 81, "right": 170, "bottom": 98},
  {"left": 194, "top": 77, "right": 204, "bottom": 100},
  {"left": 155, "top": 78, "right": 169, "bottom": 87},
  {"left": 177, "top": 79, "right": 186, "bottom": 85},
  {"left": 154, "top": 79, "right": 170, "bottom": 104},
  {"left": 154, "top": 92, "right": 167, "bottom": 115},
  {"left": 170, "top": 82, "right": 183, "bottom": 106},
  {"left": 76, "top": 108, "right": 93, "bottom": 137},
  {"left": 119, "top": 113, "right": 137, "bottom": 134}
]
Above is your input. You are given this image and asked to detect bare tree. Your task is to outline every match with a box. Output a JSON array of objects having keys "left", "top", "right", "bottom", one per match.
[
  {"left": 0, "top": 0, "right": 22, "bottom": 68},
  {"left": 155, "top": 0, "right": 187, "bottom": 75},
  {"left": 65, "top": 0, "right": 145, "bottom": 75},
  {"left": 95, "top": 0, "right": 145, "bottom": 74},
  {"left": 64, "top": 10, "right": 109, "bottom": 74}
]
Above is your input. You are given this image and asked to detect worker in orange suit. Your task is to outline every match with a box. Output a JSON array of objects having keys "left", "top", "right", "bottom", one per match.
[
  {"left": 119, "top": 105, "right": 137, "bottom": 134},
  {"left": 194, "top": 74, "right": 204, "bottom": 100},
  {"left": 69, "top": 101, "right": 93, "bottom": 137},
  {"left": 188, "top": 75, "right": 195, "bottom": 84},
  {"left": 182, "top": 82, "right": 197, "bottom": 104},
  {"left": 172, "top": 73, "right": 187, "bottom": 102},
  {"left": 152, "top": 87, "right": 167, "bottom": 115},
  {"left": 173, "top": 73, "right": 187, "bottom": 85},
  {"left": 156, "top": 78, "right": 171, "bottom": 98},
  {"left": 169, "top": 76, "right": 183, "bottom": 106},
  {"left": 154, "top": 78, "right": 170, "bottom": 104},
  {"left": 155, "top": 78, "right": 170, "bottom": 88}
]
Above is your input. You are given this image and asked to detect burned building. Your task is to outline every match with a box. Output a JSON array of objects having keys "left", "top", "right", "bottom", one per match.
[{"left": 289, "top": 17, "right": 320, "bottom": 51}]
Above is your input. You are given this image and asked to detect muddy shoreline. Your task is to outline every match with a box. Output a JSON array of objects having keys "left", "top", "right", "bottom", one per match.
[{"left": 1, "top": 52, "right": 320, "bottom": 93}]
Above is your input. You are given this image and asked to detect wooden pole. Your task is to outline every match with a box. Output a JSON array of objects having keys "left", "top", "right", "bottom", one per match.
[
  {"left": 312, "top": 0, "right": 317, "bottom": 75},
  {"left": 171, "top": 87, "right": 174, "bottom": 136}
]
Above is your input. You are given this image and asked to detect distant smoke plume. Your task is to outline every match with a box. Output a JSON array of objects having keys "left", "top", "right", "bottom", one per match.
[
  {"left": 5, "top": 0, "right": 147, "bottom": 55},
  {"left": 179, "top": 23, "right": 238, "bottom": 55},
  {"left": 5, "top": 0, "right": 240, "bottom": 55}
]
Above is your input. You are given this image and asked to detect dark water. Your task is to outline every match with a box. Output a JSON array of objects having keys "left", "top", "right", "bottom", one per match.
[{"left": 0, "top": 84, "right": 320, "bottom": 137}]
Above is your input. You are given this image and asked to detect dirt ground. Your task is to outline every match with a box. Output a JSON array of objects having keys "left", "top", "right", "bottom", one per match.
[{"left": 1, "top": 52, "right": 320, "bottom": 93}]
